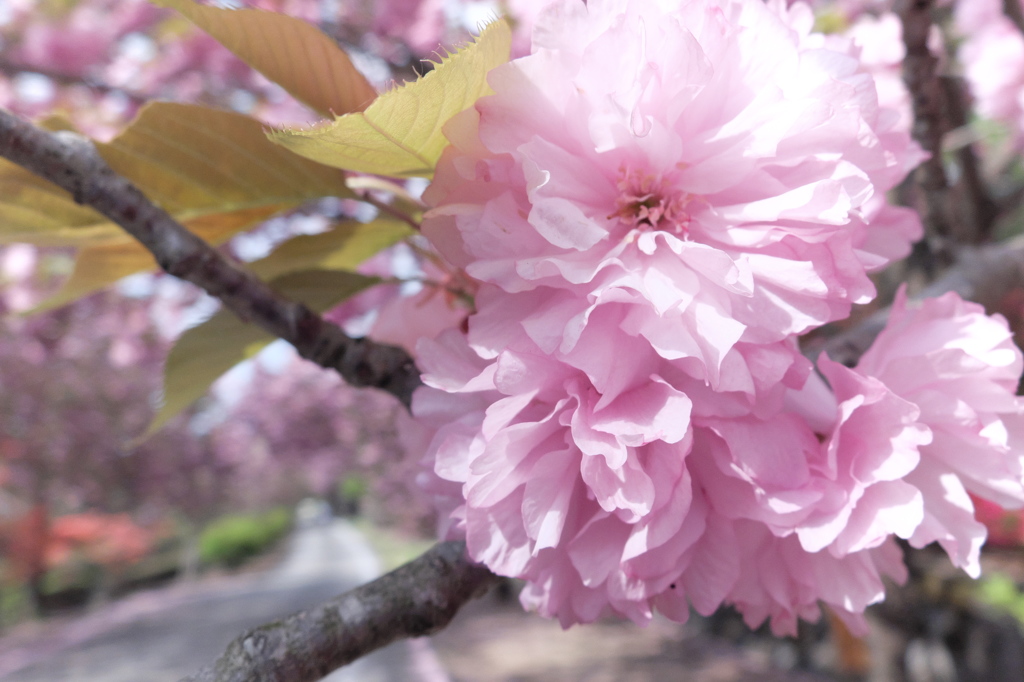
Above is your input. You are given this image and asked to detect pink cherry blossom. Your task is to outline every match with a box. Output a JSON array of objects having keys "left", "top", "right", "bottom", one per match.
[
  {"left": 720, "top": 521, "right": 908, "bottom": 636},
  {"left": 414, "top": 324, "right": 709, "bottom": 627},
  {"left": 658, "top": 291, "right": 1024, "bottom": 631},
  {"left": 424, "top": 0, "right": 923, "bottom": 393},
  {"left": 0, "top": 245, "right": 40, "bottom": 312},
  {"left": 380, "top": 0, "right": 1024, "bottom": 639},
  {"left": 321, "top": 245, "right": 471, "bottom": 355},
  {"left": 413, "top": 300, "right": 933, "bottom": 633},
  {"left": 407, "top": 0, "right": 1024, "bottom": 637},
  {"left": 678, "top": 359, "right": 928, "bottom": 634},
  {"left": 852, "top": 289, "right": 1024, "bottom": 576},
  {"left": 369, "top": 274, "right": 471, "bottom": 357}
]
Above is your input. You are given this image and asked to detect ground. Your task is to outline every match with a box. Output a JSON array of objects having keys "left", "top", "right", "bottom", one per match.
[
  {"left": 431, "top": 584, "right": 839, "bottom": 682},
  {"left": 4, "top": 521, "right": 1024, "bottom": 681}
]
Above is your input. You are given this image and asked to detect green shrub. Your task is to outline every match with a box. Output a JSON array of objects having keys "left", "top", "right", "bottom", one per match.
[
  {"left": 198, "top": 508, "right": 292, "bottom": 569},
  {"left": 0, "top": 581, "right": 33, "bottom": 627}
]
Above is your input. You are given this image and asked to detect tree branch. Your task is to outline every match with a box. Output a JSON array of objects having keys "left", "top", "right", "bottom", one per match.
[
  {"left": 941, "top": 75, "right": 999, "bottom": 243},
  {"left": 897, "top": 0, "right": 958, "bottom": 247},
  {"left": 0, "top": 107, "right": 421, "bottom": 407},
  {"left": 0, "top": 58, "right": 150, "bottom": 106},
  {"left": 180, "top": 540, "right": 499, "bottom": 682},
  {"left": 821, "top": 235, "right": 1024, "bottom": 366},
  {"left": 1004, "top": 0, "right": 1024, "bottom": 37}
]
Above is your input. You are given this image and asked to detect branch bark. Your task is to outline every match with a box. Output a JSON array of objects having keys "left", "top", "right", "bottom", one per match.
[
  {"left": 0, "top": 58, "right": 150, "bottom": 106},
  {"left": 821, "top": 236, "right": 1024, "bottom": 366},
  {"left": 0, "top": 107, "right": 421, "bottom": 407},
  {"left": 897, "top": 0, "right": 958, "bottom": 246},
  {"left": 0, "top": 108, "right": 499, "bottom": 681},
  {"left": 180, "top": 541, "right": 499, "bottom": 682},
  {"left": 941, "top": 76, "right": 999, "bottom": 243},
  {"left": 1004, "top": 0, "right": 1024, "bottom": 37}
]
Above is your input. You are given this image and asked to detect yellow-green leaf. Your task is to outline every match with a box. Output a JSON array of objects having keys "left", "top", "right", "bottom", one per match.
[
  {"left": 33, "top": 243, "right": 159, "bottom": 313},
  {"left": 2, "top": 102, "right": 353, "bottom": 307},
  {"left": 0, "top": 166, "right": 112, "bottom": 245},
  {"left": 1, "top": 104, "right": 348, "bottom": 250},
  {"left": 0, "top": 117, "right": 102, "bottom": 244},
  {"left": 269, "top": 19, "right": 512, "bottom": 178},
  {"left": 153, "top": 0, "right": 377, "bottom": 117},
  {"left": 248, "top": 218, "right": 413, "bottom": 281},
  {"left": 146, "top": 269, "right": 376, "bottom": 436},
  {"left": 98, "top": 103, "right": 347, "bottom": 221}
]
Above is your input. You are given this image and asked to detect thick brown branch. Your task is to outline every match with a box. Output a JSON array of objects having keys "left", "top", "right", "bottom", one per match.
[
  {"left": 822, "top": 236, "right": 1024, "bottom": 366},
  {"left": 942, "top": 76, "right": 999, "bottom": 243},
  {"left": 0, "top": 107, "right": 421, "bottom": 407},
  {"left": 1004, "top": 0, "right": 1024, "bottom": 37},
  {"left": 897, "top": 0, "right": 958, "bottom": 245},
  {"left": 180, "top": 541, "right": 499, "bottom": 682}
]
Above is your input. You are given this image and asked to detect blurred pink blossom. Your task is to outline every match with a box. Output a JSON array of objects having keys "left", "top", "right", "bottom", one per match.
[
  {"left": 373, "top": 0, "right": 553, "bottom": 58},
  {"left": 839, "top": 12, "right": 915, "bottom": 133},
  {"left": 15, "top": 0, "right": 161, "bottom": 78},
  {"left": 0, "top": 245, "right": 39, "bottom": 311},
  {"left": 955, "top": 0, "right": 1024, "bottom": 145},
  {"left": 0, "top": 0, "right": 322, "bottom": 135}
]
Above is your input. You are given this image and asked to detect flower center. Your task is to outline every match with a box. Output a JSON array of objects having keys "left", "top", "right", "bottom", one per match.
[{"left": 610, "top": 165, "right": 692, "bottom": 235}]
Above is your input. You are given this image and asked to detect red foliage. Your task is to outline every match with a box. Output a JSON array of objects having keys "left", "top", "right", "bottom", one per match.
[
  {"left": 44, "top": 512, "right": 153, "bottom": 568},
  {"left": 1, "top": 507, "right": 154, "bottom": 581},
  {"left": 972, "top": 494, "right": 1024, "bottom": 548},
  {"left": 0, "top": 505, "right": 49, "bottom": 581}
]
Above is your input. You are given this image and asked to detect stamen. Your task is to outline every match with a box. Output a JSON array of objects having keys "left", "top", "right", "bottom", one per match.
[{"left": 609, "top": 165, "right": 692, "bottom": 234}]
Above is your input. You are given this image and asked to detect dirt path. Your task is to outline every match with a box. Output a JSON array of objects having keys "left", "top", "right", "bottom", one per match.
[
  {"left": 0, "top": 519, "right": 446, "bottom": 682},
  {"left": 430, "top": 587, "right": 839, "bottom": 682}
]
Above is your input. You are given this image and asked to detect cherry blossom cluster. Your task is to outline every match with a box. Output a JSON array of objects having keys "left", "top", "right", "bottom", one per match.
[{"left": 407, "top": 0, "right": 1024, "bottom": 635}]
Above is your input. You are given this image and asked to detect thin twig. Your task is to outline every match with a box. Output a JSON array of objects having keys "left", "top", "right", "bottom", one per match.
[
  {"left": 0, "top": 107, "right": 422, "bottom": 407},
  {"left": 354, "top": 189, "right": 422, "bottom": 231},
  {"left": 180, "top": 541, "right": 500, "bottom": 682},
  {"left": 0, "top": 58, "right": 151, "bottom": 106}
]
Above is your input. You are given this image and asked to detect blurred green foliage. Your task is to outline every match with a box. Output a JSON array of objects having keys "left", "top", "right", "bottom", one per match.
[
  {"left": 39, "top": 557, "right": 102, "bottom": 595},
  {"left": 0, "top": 580, "right": 33, "bottom": 628},
  {"left": 198, "top": 508, "right": 292, "bottom": 569},
  {"left": 979, "top": 573, "right": 1024, "bottom": 625},
  {"left": 339, "top": 475, "right": 367, "bottom": 503}
]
